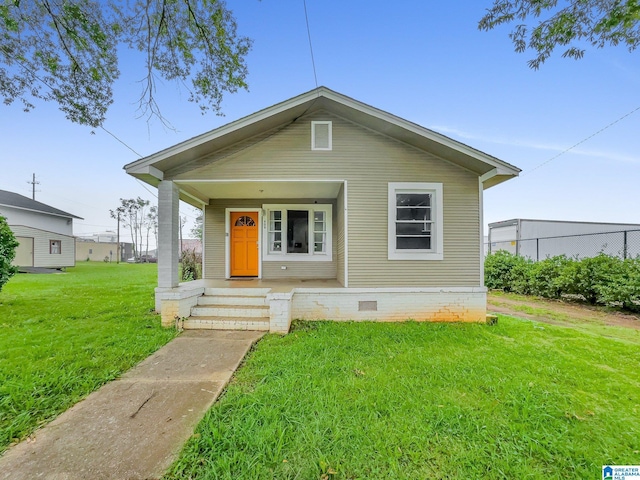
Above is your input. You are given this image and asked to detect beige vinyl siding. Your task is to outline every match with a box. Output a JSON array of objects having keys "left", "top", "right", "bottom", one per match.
[
  {"left": 9, "top": 225, "right": 75, "bottom": 268},
  {"left": 204, "top": 198, "right": 337, "bottom": 280},
  {"left": 76, "top": 242, "right": 120, "bottom": 262},
  {"left": 262, "top": 261, "right": 335, "bottom": 280},
  {"left": 204, "top": 203, "right": 225, "bottom": 278},
  {"left": 177, "top": 110, "right": 480, "bottom": 287}
]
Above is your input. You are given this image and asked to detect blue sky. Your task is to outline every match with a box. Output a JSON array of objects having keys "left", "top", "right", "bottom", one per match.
[{"left": 1, "top": 1, "right": 638, "bottom": 245}]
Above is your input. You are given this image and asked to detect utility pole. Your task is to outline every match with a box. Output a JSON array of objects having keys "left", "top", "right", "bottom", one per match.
[
  {"left": 27, "top": 173, "right": 40, "bottom": 200},
  {"left": 116, "top": 210, "right": 121, "bottom": 264}
]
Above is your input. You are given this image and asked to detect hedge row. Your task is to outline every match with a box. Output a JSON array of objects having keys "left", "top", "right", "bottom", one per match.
[{"left": 485, "top": 251, "right": 640, "bottom": 312}]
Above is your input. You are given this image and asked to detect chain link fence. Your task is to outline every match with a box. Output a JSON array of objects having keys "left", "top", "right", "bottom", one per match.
[{"left": 486, "top": 229, "right": 640, "bottom": 261}]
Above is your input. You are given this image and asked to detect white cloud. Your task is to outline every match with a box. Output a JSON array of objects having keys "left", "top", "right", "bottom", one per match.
[{"left": 428, "top": 125, "right": 640, "bottom": 164}]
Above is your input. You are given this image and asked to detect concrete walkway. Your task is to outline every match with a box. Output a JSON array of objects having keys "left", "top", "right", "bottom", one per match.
[{"left": 0, "top": 330, "right": 264, "bottom": 480}]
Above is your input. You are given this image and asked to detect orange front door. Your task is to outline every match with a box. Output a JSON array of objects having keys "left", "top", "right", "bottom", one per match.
[{"left": 230, "top": 211, "right": 259, "bottom": 277}]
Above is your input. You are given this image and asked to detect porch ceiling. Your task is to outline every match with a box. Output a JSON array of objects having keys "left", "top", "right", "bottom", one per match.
[{"left": 174, "top": 180, "right": 343, "bottom": 203}]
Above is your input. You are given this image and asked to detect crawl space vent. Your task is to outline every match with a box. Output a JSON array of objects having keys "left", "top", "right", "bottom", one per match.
[{"left": 358, "top": 301, "right": 378, "bottom": 312}]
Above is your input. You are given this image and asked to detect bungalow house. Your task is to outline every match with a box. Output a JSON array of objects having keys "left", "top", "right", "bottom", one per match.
[
  {"left": 124, "top": 87, "right": 520, "bottom": 332},
  {"left": 0, "top": 189, "right": 82, "bottom": 269}
]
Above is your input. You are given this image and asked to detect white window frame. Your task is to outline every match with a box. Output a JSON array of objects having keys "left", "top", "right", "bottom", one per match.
[
  {"left": 388, "top": 182, "right": 443, "bottom": 261},
  {"left": 311, "top": 121, "right": 332, "bottom": 151},
  {"left": 262, "top": 203, "right": 332, "bottom": 262},
  {"left": 50, "top": 239, "right": 62, "bottom": 255}
]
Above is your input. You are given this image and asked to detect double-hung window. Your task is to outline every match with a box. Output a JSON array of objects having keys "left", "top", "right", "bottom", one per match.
[
  {"left": 264, "top": 204, "right": 332, "bottom": 261},
  {"left": 388, "top": 182, "right": 443, "bottom": 260}
]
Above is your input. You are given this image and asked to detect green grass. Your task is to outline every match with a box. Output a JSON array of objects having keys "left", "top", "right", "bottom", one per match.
[
  {"left": 166, "top": 319, "right": 640, "bottom": 479},
  {"left": 489, "top": 291, "right": 640, "bottom": 343},
  {"left": 0, "top": 262, "right": 176, "bottom": 452}
]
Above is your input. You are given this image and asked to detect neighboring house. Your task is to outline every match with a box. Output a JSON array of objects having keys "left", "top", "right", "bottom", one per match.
[
  {"left": 76, "top": 239, "right": 134, "bottom": 262},
  {"left": 76, "top": 231, "right": 134, "bottom": 262},
  {"left": 489, "top": 218, "right": 640, "bottom": 260},
  {"left": 0, "top": 189, "right": 82, "bottom": 269},
  {"left": 124, "top": 87, "right": 520, "bottom": 332}
]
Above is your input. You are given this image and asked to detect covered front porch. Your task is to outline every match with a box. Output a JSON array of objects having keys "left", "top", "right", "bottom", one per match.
[
  {"left": 156, "top": 178, "right": 347, "bottom": 282},
  {"left": 153, "top": 177, "right": 349, "bottom": 332}
]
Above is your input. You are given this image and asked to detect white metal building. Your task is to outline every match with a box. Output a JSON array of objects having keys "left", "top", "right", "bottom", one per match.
[
  {"left": 488, "top": 219, "right": 640, "bottom": 260},
  {"left": 0, "top": 189, "right": 82, "bottom": 269}
]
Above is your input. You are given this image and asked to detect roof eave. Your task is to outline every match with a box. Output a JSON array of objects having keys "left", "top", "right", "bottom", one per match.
[
  {"left": 480, "top": 167, "right": 520, "bottom": 190},
  {"left": 0, "top": 203, "right": 83, "bottom": 220},
  {"left": 123, "top": 87, "right": 329, "bottom": 175},
  {"left": 124, "top": 86, "right": 521, "bottom": 185}
]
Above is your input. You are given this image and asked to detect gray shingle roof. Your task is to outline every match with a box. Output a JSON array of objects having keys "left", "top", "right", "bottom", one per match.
[{"left": 0, "top": 189, "right": 82, "bottom": 219}]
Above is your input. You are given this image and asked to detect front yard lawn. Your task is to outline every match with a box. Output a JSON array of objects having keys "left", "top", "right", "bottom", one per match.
[
  {"left": 166, "top": 318, "right": 640, "bottom": 479},
  {"left": 0, "top": 262, "right": 176, "bottom": 453}
]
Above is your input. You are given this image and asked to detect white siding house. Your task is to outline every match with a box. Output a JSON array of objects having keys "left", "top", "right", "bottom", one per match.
[{"left": 0, "top": 190, "right": 82, "bottom": 269}]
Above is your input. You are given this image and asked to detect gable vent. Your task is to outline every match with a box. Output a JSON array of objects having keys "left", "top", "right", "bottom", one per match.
[{"left": 311, "top": 121, "right": 332, "bottom": 151}]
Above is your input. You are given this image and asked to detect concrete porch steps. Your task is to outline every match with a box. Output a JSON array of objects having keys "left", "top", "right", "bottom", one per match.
[
  {"left": 186, "top": 288, "right": 271, "bottom": 331},
  {"left": 191, "top": 304, "right": 269, "bottom": 318},
  {"left": 183, "top": 317, "right": 270, "bottom": 331}
]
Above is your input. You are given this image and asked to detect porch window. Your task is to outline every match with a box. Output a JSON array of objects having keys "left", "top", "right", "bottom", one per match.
[
  {"left": 263, "top": 204, "right": 332, "bottom": 261},
  {"left": 313, "top": 211, "right": 326, "bottom": 253},
  {"left": 268, "top": 211, "right": 282, "bottom": 253},
  {"left": 388, "top": 182, "right": 443, "bottom": 260}
]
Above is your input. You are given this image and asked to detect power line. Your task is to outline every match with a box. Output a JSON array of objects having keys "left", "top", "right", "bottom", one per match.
[
  {"left": 303, "top": 0, "right": 319, "bottom": 89},
  {"left": 135, "top": 178, "right": 158, "bottom": 199},
  {"left": 100, "top": 126, "right": 143, "bottom": 157},
  {"left": 523, "top": 105, "right": 640, "bottom": 176}
]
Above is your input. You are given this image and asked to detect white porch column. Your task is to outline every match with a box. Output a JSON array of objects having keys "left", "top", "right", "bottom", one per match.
[{"left": 158, "top": 181, "right": 179, "bottom": 288}]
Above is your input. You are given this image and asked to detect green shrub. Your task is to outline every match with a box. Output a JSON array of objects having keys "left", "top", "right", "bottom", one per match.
[
  {"left": 0, "top": 216, "right": 18, "bottom": 293},
  {"left": 509, "top": 257, "right": 534, "bottom": 295},
  {"left": 180, "top": 249, "right": 202, "bottom": 281},
  {"left": 485, "top": 251, "right": 639, "bottom": 312},
  {"left": 485, "top": 250, "right": 532, "bottom": 293},
  {"left": 598, "top": 257, "right": 640, "bottom": 312},
  {"left": 558, "top": 254, "right": 623, "bottom": 305},
  {"left": 529, "top": 255, "right": 572, "bottom": 298}
]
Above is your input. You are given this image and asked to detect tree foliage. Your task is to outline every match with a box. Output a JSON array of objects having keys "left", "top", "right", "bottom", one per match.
[
  {"left": 479, "top": 0, "right": 640, "bottom": 68},
  {"left": 190, "top": 213, "right": 203, "bottom": 240},
  {"left": 0, "top": 0, "right": 251, "bottom": 127},
  {"left": 111, "top": 197, "right": 150, "bottom": 260},
  {"left": 146, "top": 205, "right": 158, "bottom": 257},
  {"left": 0, "top": 215, "right": 18, "bottom": 292}
]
